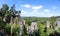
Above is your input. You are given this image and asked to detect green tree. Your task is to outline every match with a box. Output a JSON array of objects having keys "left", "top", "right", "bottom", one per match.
[
  {"left": 0, "top": 4, "right": 21, "bottom": 36},
  {"left": 0, "top": 4, "right": 9, "bottom": 29},
  {"left": 12, "top": 23, "right": 20, "bottom": 36},
  {"left": 4, "top": 24, "right": 11, "bottom": 36},
  {"left": 37, "top": 23, "right": 45, "bottom": 36},
  {"left": 1, "top": 4, "right": 9, "bottom": 17},
  {"left": 49, "top": 16, "right": 56, "bottom": 29},
  {"left": 22, "top": 25, "right": 27, "bottom": 36}
]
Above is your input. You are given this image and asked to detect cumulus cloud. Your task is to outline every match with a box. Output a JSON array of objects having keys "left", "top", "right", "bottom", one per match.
[
  {"left": 21, "top": 10, "right": 40, "bottom": 17},
  {"left": 44, "top": 9, "right": 50, "bottom": 12},
  {"left": 21, "top": 4, "right": 53, "bottom": 17},
  {"left": 21, "top": 4, "right": 31, "bottom": 8},
  {"left": 32, "top": 5, "right": 43, "bottom": 10},
  {"left": 21, "top": 10, "right": 53, "bottom": 17},
  {"left": 21, "top": 4, "right": 43, "bottom": 10}
]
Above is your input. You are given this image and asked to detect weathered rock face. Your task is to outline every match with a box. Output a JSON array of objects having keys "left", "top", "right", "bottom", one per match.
[
  {"left": 55, "top": 20, "right": 60, "bottom": 30},
  {"left": 27, "top": 22, "right": 38, "bottom": 34},
  {"left": 54, "top": 18, "right": 60, "bottom": 30},
  {"left": 2, "top": 15, "right": 16, "bottom": 24},
  {"left": 2, "top": 10, "right": 21, "bottom": 24},
  {"left": 46, "top": 21, "right": 50, "bottom": 28},
  {"left": 46, "top": 20, "right": 57, "bottom": 29},
  {"left": 18, "top": 20, "right": 26, "bottom": 36},
  {"left": 56, "top": 21, "right": 60, "bottom": 28}
]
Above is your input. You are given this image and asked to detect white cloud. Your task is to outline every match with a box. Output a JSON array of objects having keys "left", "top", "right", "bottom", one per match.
[
  {"left": 21, "top": 10, "right": 53, "bottom": 17},
  {"left": 21, "top": 4, "right": 53, "bottom": 17},
  {"left": 44, "top": 9, "right": 50, "bottom": 12},
  {"left": 21, "top": 4, "right": 31, "bottom": 8},
  {"left": 32, "top": 5, "right": 43, "bottom": 10},
  {"left": 21, "top": 4, "right": 43, "bottom": 15},
  {"left": 21, "top": 10, "right": 40, "bottom": 17},
  {"left": 21, "top": 10, "right": 27, "bottom": 14},
  {"left": 21, "top": 4, "right": 43, "bottom": 10}
]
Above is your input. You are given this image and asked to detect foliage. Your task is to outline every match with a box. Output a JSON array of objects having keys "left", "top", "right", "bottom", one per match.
[
  {"left": 4, "top": 24, "right": 11, "bottom": 35},
  {"left": 12, "top": 23, "right": 20, "bottom": 36},
  {"left": 22, "top": 25, "right": 27, "bottom": 36},
  {"left": 0, "top": 4, "right": 21, "bottom": 36},
  {"left": 49, "top": 17, "right": 56, "bottom": 29},
  {"left": 37, "top": 23, "right": 45, "bottom": 36}
]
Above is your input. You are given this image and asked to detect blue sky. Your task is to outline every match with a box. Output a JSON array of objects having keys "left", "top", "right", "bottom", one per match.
[{"left": 0, "top": 0, "right": 60, "bottom": 17}]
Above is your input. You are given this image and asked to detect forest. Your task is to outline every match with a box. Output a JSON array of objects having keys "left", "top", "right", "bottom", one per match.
[{"left": 0, "top": 4, "right": 60, "bottom": 36}]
